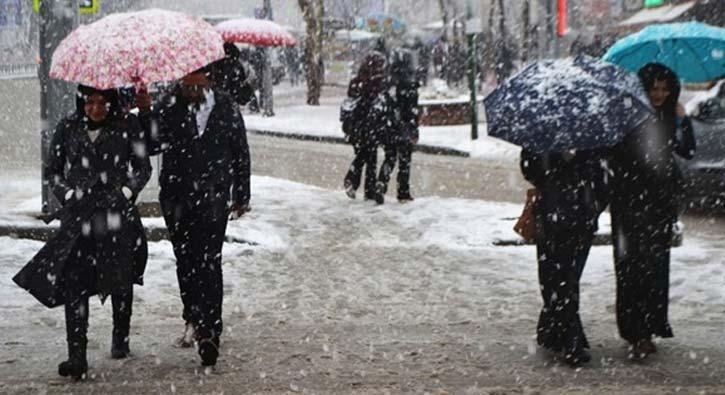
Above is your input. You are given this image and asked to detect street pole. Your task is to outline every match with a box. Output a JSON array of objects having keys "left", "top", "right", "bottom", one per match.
[
  {"left": 467, "top": 32, "right": 478, "bottom": 140},
  {"left": 466, "top": 0, "right": 478, "bottom": 140},
  {"left": 39, "top": 0, "right": 79, "bottom": 214},
  {"left": 261, "top": 0, "right": 275, "bottom": 117}
]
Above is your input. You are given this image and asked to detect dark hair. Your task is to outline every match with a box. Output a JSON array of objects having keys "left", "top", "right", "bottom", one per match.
[{"left": 638, "top": 62, "right": 680, "bottom": 118}]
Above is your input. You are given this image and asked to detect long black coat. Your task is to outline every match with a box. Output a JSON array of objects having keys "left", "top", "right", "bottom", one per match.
[
  {"left": 13, "top": 112, "right": 151, "bottom": 308},
  {"left": 520, "top": 149, "right": 609, "bottom": 352},
  {"left": 142, "top": 91, "right": 251, "bottom": 207},
  {"left": 609, "top": 116, "right": 695, "bottom": 343}
]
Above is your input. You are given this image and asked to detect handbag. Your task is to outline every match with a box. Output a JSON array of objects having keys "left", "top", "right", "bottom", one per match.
[{"left": 513, "top": 188, "right": 539, "bottom": 242}]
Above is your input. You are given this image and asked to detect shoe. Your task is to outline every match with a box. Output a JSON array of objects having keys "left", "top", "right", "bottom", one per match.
[
  {"left": 111, "top": 332, "right": 130, "bottom": 359},
  {"left": 344, "top": 182, "right": 356, "bottom": 200},
  {"left": 397, "top": 194, "right": 415, "bottom": 203},
  {"left": 629, "top": 338, "right": 656, "bottom": 360},
  {"left": 638, "top": 338, "right": 657, "bottom": 354},
  {"left": 175, "top": 322, "right": 196, "bottom": 348},
  {"left": 563, "top": 336, "right": 591, "bottom": 367},
  {"left": 198, "top": 337, "right": 220, "bottom": 367},
  {"left": 58, "top": 359, "right": 88, "bottom": 380}
]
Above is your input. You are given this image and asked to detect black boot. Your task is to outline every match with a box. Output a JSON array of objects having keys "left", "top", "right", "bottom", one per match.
[
  {"left": 61, "top": 296, "right": 89, "bottom": 379},
  {"left": 198, "top": 337, "right": 220, "bottom": 367},
  {"left": 111, "top": 331, "right": 130, "bottom": 359},
  {"left": 111, "top": 292, "right": 132, "bottom": 359},
  {"left": 58, "top": 339, "right": 88, "bottom": 380}
]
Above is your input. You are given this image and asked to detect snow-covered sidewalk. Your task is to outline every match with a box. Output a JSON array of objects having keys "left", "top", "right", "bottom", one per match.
[
  {"left": 244, "top": 103, "right": 521, "bottom": 161},
  {"left": 1, "top": 175, "right": 724, "bottom": 393}
]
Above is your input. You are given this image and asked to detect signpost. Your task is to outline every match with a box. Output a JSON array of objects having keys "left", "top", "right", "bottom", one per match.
[{"left": 38, "top": 0, "right": 79, "bottom": 214}]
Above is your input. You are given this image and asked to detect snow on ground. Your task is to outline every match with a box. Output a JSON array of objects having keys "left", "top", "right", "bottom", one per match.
[
  {"left": 244, "top": 103, "right": 521, "bottom": 161},
  {"left": 1, "top": 175, "right": 722, "bottom": 326}
]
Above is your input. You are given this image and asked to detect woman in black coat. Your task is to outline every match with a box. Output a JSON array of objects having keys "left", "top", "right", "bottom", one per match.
[
  {"left": 374, "top": 48, "right": 419, "bottom": 204},
  {"left": 609, "top": 63, "right": 695, "bottom": 359},
  {"left": 341, "top": 51, "right": 395, "bottom": 200},
  {"left": 521, "top": 149, "right": 608, "bottom": 366},
  {"left": 14, "top": 85, "right": 151, "bottom": 379}
]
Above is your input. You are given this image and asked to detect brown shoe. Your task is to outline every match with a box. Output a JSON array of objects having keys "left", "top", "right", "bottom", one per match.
[
  {"left": 175, "top": 322, "right": 196, "bottom": 348},
  {"left": 628, "top": 338, "right": 656, "bottom": 360}
]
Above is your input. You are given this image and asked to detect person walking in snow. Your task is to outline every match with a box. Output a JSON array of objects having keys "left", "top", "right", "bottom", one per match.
[
  {"left": 609, "top": 63, "right": 696, "bottom": 360},
  {"left": 374, "top": 47, "right": 419, "bottom": 204},
  {"left": 14, "top": 85, "right": 151, "bottom": 380},
  {"left": 341, "top": 51, "right": 396, "bottom": 201},
  {"left": 520, "top": 148, "right": 609, "bottom": 366},
  {"left": 136, "top": 66, "right": 251, "bottom": 368}
]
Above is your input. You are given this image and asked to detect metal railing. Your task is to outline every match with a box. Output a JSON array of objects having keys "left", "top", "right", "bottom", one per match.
[{"left": 0, "top": 63, "right": 38, "bottom": 80}]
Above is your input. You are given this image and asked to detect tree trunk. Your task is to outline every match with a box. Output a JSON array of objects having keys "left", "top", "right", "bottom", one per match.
[
  {"left": 298, "top": 0, "right": 322, "bottom": 105},
  {"left": 437, "top": 0, "right": 449, "bottom": 41}
]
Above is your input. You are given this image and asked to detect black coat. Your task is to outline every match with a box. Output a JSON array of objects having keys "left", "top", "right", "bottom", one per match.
[
  {"left": 342, "top": 76, "right": 397, "bottom": 147},
  {"left": 143, "top": 91, "right": 251, "bottom": 206},
  {"left": 13, "top": 112, "right": 151, "bottom": 307},
  {"left": 390, "top": 79, "right": 420, "bottom": 144},
  {"left": 212, "top": 42, "right": 256, "bottom": 106},
  {"left": 610, "top": 116, "right": 695, "bottom": 218},
  {"left": 521, "top": 149, "right": 608, "bottom": 233}
]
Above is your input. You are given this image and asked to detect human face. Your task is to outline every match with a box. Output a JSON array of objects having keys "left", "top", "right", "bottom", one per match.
[
  {"left": 179, "top": 72, "right": 210, "bottom": 104},
  {"left": 647, "top": 79, "right": 671, "bottom": 108},
  {"left": 84, "top": 93, "right": 109, "bottom": 122}
]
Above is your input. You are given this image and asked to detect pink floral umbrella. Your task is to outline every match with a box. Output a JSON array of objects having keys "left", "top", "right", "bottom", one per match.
[
  {"left": 50, "top": 9, "right": 225, "bottom": 90},
  {"left": 215, "top": 18, "right": 297, "bottom": 47}
]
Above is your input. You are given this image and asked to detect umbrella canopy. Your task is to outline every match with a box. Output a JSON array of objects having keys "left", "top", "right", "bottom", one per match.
[
  {"left": 215, "top": 18, "right": 297, "bottom": 47},
  {"left": 603, "top": 22, "right": 725, "bottom": 83},
  {"left": 50, "top": 9, "right": 224, "bottom": 90},
  {"left": 484, "top": 56, "right": 653, "bottom": 154}
]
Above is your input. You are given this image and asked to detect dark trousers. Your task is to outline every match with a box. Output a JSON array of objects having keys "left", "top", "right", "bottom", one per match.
[
  {"left": 345, "top": 142, "right": 378, "bottom": 198},
  {"left": 161, "top": 190, "right": 228, "bottom": 340},
  {"left": 611, "top": 207, "right": 674, "bottom": 343},
  {"left": 535, "top": 218, "right": 594, "bottom": 353},
  {"left": 378, "top": 141, "right": 413, "bottom": 198},
  {"left": 63, "top": 211, "right": 133, "bottom": 358}
]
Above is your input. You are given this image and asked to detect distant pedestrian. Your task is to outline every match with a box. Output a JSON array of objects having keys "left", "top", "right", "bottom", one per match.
[
  {"left": 341, "top": 51, "right": 394, "bottom": 200},
  {"left": 375, "top": 48, "right": 419, "bottom": 204}
]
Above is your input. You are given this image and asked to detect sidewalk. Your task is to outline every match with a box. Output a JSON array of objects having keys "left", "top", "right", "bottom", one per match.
[{"left": 244, "top": 101, "right": 520, "bottom": 160}]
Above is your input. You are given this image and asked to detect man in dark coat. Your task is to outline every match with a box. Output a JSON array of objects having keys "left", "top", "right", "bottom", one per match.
[
  {"left": 375, "top": 48, "right": 419, "bottom": 204},
  {"left": 341, "top": 51, "right": 395, "bottom": 200},
  {"left": 14, "top": 85, "right": 151, "bottom": 379},
  {"left": 137, "top": 67, "right": 251, "bottom": 367},
  {"left": 520, "top": 149, "right": 608, "bottom": 366},
  {"left": 610, "top": 63, "right": 696, "bottom": 359},
  {"left": 212, "top": 42, "right": 257, "bottom": 107}
]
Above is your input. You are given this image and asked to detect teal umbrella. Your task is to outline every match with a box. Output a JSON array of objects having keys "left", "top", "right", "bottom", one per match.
[{"left": 603, "top": 22, "right": 725, "bottom": 83}]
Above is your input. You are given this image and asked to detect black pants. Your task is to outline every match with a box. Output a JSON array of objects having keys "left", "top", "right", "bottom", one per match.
[
  {"left": 535, "top": 218, "right": 594, "bottom": 353},
  {"left": 611, "top": 206, "right": 674, "bottom": 343},
  {"left": 378, "top": 141, "right": 413, "bottom": 198},
  {"left": 344, "top": 142, "right": 378, "bottom": 199},
  {"left": 63, "top": 223, "right": 133, "bottom": 357},
  {"left": 161, "top": 190, "right": 228, "bottom": 340}
]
